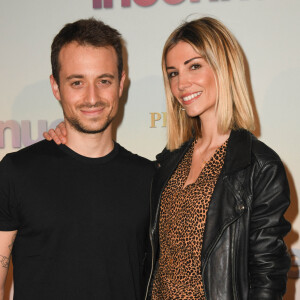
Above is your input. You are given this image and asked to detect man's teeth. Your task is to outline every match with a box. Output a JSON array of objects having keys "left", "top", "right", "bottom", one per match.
[{"left": 183, "top": 92, "right": 202, "bottom": 102}]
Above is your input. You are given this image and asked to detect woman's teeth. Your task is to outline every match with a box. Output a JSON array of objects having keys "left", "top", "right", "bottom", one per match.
[{"left": 183, "top": 91, "right": 202, "bottom": 102}]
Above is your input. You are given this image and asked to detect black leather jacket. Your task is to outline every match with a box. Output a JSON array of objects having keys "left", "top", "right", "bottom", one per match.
[{"left": 147, "top": 129, "right": 291, "bottom": 300}]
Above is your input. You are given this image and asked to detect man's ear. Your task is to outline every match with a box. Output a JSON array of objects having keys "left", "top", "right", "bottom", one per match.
[
  {"left": 50, "top": 75, "right": 61, "bottom": 102},
  {"left": 118, "top": 71, "right": 126, "bottom": 98}
]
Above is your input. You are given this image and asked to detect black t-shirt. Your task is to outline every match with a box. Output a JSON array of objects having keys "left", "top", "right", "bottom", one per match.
[{"left": 0, "top": 140, "right": 154, "bottom": 300}]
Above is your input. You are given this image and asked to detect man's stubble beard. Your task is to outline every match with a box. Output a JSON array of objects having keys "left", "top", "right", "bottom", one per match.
[
  {"left": 66, "top": 115, "right": 113, "bottom": 134},
  {"left": 64, "top": 102, "right": 116, "bottom": 134}
]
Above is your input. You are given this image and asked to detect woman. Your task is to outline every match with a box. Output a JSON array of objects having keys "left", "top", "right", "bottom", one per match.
[
  {"left": 147, "top": 17, "right": 290, "bottom": 300},
  {"left": 45, "top": 17, "right": 291, "bottom": 299}
]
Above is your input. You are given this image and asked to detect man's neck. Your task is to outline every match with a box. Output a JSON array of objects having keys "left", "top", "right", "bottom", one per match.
[{"left": 65, "top": 124, "right": 114, "bottom": 158}]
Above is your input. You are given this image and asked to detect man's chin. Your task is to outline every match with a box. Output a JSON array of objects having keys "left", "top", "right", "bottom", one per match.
[
  {"left": 68, "top": 119, "right": 112, "bottom": 135},
  {"left": 80, "top": 128, "right": 107, "bottom": 134}
]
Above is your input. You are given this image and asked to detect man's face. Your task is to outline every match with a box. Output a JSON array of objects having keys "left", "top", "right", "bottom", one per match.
[{"left": 50, "top": 42, "right": 125, "bottom": 134}]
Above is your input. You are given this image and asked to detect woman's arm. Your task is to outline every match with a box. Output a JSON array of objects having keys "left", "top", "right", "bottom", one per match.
[
  {"left": 249, "top": 159, "right": 291, "bottom": 300},
  {"left": 43, "top": 122, "right": 67, "bottom": 144}
]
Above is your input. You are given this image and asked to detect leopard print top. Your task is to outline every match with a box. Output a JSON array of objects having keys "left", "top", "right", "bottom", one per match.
[{"left": 151, "top": 139, "right": 228, "bottom": 300}]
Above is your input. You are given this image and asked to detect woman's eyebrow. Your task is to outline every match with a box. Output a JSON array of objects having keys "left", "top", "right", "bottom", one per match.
[
  {"left": 166, "top": 56, "right": 202, "bottom": 70},
  {"left": 184, "top": 56, "right": 202, "bottom": 65}
]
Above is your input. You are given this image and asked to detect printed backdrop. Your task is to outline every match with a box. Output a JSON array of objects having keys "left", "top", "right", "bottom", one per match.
[{"left": 0, "top": 0, "right": 299, "bottom": 299}]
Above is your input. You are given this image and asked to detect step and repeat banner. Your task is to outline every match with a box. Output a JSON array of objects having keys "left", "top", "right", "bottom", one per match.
[{"left": 0, "top": 0, "right": 299, "bottom": 299}]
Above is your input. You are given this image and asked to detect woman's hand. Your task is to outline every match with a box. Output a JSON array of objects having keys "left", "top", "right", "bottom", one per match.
[{"left": 43, "top": 122, "right": 67, "bottom": 145}]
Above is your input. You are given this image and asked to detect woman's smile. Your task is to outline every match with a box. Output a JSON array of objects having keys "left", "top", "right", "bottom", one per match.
[
  {"left": 182, "top": 91, "right": 202, "bottom": 104},
  {"left": 166, "top": 41, "right": 217, "bottom": 118}
]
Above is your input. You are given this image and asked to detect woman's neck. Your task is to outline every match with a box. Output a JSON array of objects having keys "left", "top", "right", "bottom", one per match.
[{"left": 197, "top": 115, "right": 230, "bottom": 149}]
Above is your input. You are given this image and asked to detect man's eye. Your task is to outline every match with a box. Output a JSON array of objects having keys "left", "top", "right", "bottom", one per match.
[
  {"left": 100, "top": 79, "right": 111, "bottom": 85},
  {"left": 72, "top": 81, "right": 82, "bottom": 86},
  {"left": 191, "top": 64, "right": 201, "bottom": 70},
  {"left": 168, "top": 71, "right": 178, "bottom": 79}
]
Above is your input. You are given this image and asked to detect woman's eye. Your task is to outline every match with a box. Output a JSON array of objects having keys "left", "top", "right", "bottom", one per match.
[
  {"left": 191, "top": 64, "right": 201, "bottom": 70},
  {"left": 168, "top": 71, "right": 178, "bottom": 79}
]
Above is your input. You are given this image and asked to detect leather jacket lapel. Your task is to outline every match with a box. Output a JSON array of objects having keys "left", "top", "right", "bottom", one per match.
[{"left": 201, "top": 129, "right": 252, "bottom": 269}]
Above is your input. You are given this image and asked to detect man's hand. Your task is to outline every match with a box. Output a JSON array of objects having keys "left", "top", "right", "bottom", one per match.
[{"left": 43, "top": 121, "right": 67, "bottom": 145}]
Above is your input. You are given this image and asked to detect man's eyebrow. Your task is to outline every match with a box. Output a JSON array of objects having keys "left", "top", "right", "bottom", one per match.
[
  {"left": 166, "top": 56, "right": 202, "bottom": 70},
  {"left": 66, "top": 74, "right": 84, "bottom": 80},
  {"left": 98, "top": 73, "right": 115, "bottom": 79},
  {"left": 66, "top": 73, "right": 115, "bottom": 80}
]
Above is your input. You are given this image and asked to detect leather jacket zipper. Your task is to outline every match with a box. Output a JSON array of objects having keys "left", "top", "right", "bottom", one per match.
[
  {"left": 145, "top": 179, "right": 154, "bottom": 300},
  {"left": 232, "top": 221, "right": 238, "bottom": 300},
  {"left": 202, "top": 174, "right": 246, "bottom": 299},
  {"left": 202, "top": 210, "right": 245, "bottom": 299}
]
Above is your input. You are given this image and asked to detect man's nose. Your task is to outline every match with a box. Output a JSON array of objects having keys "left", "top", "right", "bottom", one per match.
[{"left": 86, "top": 84, "right": 98, "bottom": 105}]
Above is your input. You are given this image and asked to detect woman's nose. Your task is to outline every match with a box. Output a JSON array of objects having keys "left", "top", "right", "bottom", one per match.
[{"left": 178, "top": 74, "right": 191, "bottom": 91}]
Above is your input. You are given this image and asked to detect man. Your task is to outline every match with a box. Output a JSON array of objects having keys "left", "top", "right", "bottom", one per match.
[{"left": 0, "top": 19, "right": 154, "bottom": 300}]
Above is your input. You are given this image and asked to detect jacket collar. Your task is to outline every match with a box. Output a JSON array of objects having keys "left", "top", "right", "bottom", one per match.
[
  {"left": 157, "top": 129, "right": 253, "bottom": 175},
  {"left": 223, "top": 129, "right": 253, "bottom": 175}
]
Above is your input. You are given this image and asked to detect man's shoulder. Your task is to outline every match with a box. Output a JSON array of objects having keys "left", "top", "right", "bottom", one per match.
[
  {"left": 2, "top": 140, "right": 59, "bottom": 167},
  {"left": 117, "top": 143, "right": 155, "bottom": 172}
]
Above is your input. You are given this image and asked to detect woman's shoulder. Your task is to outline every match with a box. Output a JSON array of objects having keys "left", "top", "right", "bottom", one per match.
[
  {"left": 230, "top": 129, "right": 281, "bottom": 163},
  {"left": 224, "top": 129, "right": 284, "bottom": 173},
  {"left": 249, "top": 134, "right": 282, "bottom": 166}
]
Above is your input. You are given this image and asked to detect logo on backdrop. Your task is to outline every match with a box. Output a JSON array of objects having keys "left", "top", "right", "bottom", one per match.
[
  {"left": 1, "top": 115, "right": 163, "bottom": 149},
  {"left": 150, "top": 112, "right": 167, "bottom": 128},
  {"left": 93, "top": 0, "right": 252, "bottom": 9},
  {"left": 0, "top": 120, "right": 62, "bottom": 149}
]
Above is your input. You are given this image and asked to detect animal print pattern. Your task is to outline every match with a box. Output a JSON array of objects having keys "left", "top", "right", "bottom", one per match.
[{"left": 151, "top": 139, "right": 228, "bottom": 300}]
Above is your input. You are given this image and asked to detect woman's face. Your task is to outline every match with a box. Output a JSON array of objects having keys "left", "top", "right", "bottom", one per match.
[{"left": 166, "top": 41, "right": 217, "bottom": 120}]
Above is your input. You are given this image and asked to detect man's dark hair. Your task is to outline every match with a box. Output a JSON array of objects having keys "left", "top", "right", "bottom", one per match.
[{"left": 51, "top": 18, "right": 123, "bottom": 85}]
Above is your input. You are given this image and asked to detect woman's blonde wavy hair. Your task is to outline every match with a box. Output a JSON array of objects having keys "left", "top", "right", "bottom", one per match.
[{"left": 162, "top": 17, "right": 255, "bottom": 150}]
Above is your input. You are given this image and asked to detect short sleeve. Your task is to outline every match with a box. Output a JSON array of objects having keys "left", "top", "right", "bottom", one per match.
[{"left": 0, "top": 155, "right": 19, "bottom": 230}]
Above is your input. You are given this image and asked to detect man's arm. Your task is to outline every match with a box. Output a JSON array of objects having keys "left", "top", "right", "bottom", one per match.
[{"left": 0, "top": 230, "right": 17, "bottom": 300}]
